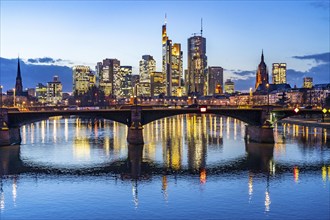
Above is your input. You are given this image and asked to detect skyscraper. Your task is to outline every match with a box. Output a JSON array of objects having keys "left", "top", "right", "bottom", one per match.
[
  {"left": 255, "top": 50, "right": 269, "bottom": 90},
  {"left": 162, "top": 16, "right": 183, "bottom": 97},
  {"left": 150, "top": 71, "right": 165, "bottom": 97},
  {"left": 72, "top": 66, "right": 95, "bottom": 96},
  {"left": 15, "top": 57, "right": 23, "bottom": 96},
  {"left": 171, "top": 43, "right": 183, "bottom": 97},
  {"left": 47, "top": 75, "right": 62, "bottom": 104},
  {"left": 272, "top": 63, "right": 287, "bottom": 84},
  {"left": 187, "top": 22, "right": 207, "bottom": 95},
  {"left": 139, "top": 55, "right": 156, "bottom": 97},
  {"left": 207, "top": 66, "right": 223, "bottom": 95},
  {"left": 120, "top": 66, "right": 133, "bottom": 98},
  {"left": 96, "top": 59, "right": 120, "bottom": 97}
]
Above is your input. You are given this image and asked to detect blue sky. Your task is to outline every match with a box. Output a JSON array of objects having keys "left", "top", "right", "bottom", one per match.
[{"left": 0, "top": 0, "right": 329, "bottom": 91}]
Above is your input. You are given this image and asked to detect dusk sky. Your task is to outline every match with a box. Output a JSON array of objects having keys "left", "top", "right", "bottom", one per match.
[{"left": 1, "top": 0, "right": 329, "bottom": 91}]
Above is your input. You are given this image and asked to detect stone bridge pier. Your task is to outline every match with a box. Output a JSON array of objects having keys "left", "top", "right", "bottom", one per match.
[
  {"left": 245, "top": 110, "right": 274, "bottom": 143},
  {"left": 127, "top": 106, "right": 144, "bottom": 145},
  {"left": 0, "top": 109, "right": 21, "bottom": 146}
]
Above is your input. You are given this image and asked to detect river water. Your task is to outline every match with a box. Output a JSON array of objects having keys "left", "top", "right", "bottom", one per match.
[{"left": 0, "top": 115, "right": 329, "bottom": 219}]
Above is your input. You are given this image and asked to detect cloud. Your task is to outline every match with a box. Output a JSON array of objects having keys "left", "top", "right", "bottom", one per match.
[
  {"left": 27, "top": 57, "right": 56, "bottom": 64},
  {"left": 25, "top": 57, "right": 76, "bottom": 67},
  {"left": 286, "top": 63, "right": 330, "bottom": 87},
  {"left": 292, "top": 52, "right": 330, "bottom": 64}
]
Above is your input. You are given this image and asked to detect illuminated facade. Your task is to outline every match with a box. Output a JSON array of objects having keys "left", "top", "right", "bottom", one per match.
[
  {"left": 255, "top": 51, "right": 269, "bottom": 90},
  {"left": 171, "top": 43, "right": 183, "bottom": 96},
  {"left": 139, "top": 55, "right": 156, "bottom": 97},
  {"left": 303, "top": 77, "right": 313, "bottom": 88},
  {"left": 73, "top": 66, "right": 95, "bottom": 95},
  {"left": 162, "top": 18, "right": 183, "bottom": 97},
  {"left": 207, "top": 66, "right": 223, "bottom": 95},
  {"left": 96, "top": 59, "right": 120, "bottom": 97},
  {"left": 224, "top": 79, "right": 234, "bottom": 94},
  {"left": 120, "top": 66, "right": 133, "bottom": 98},
  {"left": 151, "top": 71, "right": 165, "bottom": 97},
  {"left": 187, "top": 34, "right": 207, "bottom": 95},
  {"left": 47, "top": 75, "right": 62, "bottom": 104},
  {"left": 36, "top": 83, "right": 47, "bottom": 104},
  {"left": 272, "top": 63, "right": 287, "bottom": 84}
]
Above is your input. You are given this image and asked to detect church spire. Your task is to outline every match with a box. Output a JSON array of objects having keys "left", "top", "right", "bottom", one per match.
[{"left": 15, "top": 57, "right": 23, "bottom": 96}]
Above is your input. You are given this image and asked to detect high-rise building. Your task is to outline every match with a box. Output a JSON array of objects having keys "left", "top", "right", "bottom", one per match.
[
  {"left": 303, "top": 77, "right": 313, "bottom": 88},
  {"left": 96, "top": 59, "right": 120, "bottom": 97},
  {"left": 162, "top": 17, "right": 183, "bottom": 97},
  {"left": 73, "top": 66, "right": 95, "bottom": 95},
  {"left": 36, "top": 83, "right": 47, "bottom": 104},
  {"left": 131, "top": 75, "right": 140, "bottom": 97},
  {"left": 187, "top": 24, "right": 207, "bottom": 95},
  {"left": 207, "top": 66, "right": 223, "bottom": 95},
  {"left": 171, "top": 43, "right": 183, "bottom": 96},
  {"left": 151, "top": 71, "right": 165, "bottom": 97},
  {"left": 139, "top": 55, "right": 156, "bottom": 97},
  {"left": 224, "top": 79, "right": 234, "bottom": 94},
  {"left": 255, "top": 50, "right": 269, "bottom": 90},
  {"left": 272, "top": 63, "right": 287, "bottom": 84},
  {"left": 15, "top": 57, "right": 24, "bottom": 96},
  {"left": 47, "top": 75, "right": 62, "bottom": 104},
  {"left": 120, "top": 66, "right": 133, "bottom": 98}
]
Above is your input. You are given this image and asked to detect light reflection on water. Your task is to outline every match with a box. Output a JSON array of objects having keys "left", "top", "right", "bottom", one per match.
[{"left": 0, "top": 115, "right": 329, "bottom": 219}]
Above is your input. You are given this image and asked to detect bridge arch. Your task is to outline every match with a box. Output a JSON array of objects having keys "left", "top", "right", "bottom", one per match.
[
  {"left": 7, "top": 110, "right": 132, "bottom": 128},
  {"left": 140, "top": 108, "right": 264, "bottom": 126}
]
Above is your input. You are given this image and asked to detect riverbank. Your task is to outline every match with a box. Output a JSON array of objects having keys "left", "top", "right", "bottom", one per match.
[{"left": 279, "top": 117, "right": 330, "bottom": 129}]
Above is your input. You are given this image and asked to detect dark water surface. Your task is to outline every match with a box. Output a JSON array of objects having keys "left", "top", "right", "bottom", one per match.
[{"left": 1, "top": 115, "right": 329, "bottom": 219}]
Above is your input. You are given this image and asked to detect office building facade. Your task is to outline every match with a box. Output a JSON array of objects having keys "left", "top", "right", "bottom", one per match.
[
  {"left": 207, "top": 66, "right": 223, "bottom": 95},
  {"left": 187, "top": 34, "right": 207, "bottom": 95},
  {"left": 139, "top": 55, "right": 156, "bottom": 97},
  {"left": 272, "top": 63, "right": 287, "bottom": 84}
]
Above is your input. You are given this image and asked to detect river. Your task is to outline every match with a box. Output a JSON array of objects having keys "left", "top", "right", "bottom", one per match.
[{"left": 0, "top": 114, "right": 329, "bottom": 219}]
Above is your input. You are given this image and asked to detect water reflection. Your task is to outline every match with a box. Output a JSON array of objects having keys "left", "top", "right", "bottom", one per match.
[{"left": 0, "top": 115, "right": 330, "bottom": 218}]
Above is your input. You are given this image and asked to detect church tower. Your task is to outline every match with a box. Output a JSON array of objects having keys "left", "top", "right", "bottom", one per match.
[
  {"left": 15, "top": 57, "right": 23, "bottom": 96},
  {"left": 255, "top": 50, "right": 269, "bottom": 90}
]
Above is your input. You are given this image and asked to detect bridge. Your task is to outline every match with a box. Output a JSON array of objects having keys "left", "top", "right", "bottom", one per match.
[{"left": 0, "top": 106, "right": 324, "bottom": 146}]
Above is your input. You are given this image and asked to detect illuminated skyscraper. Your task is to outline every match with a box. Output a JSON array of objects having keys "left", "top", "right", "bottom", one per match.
[
  {"left": 303, "top": 77, "right": 313, "bottom": 88},
  {"left": 47, "top": 75, "right": 62, "bottom": 104},
  {"left": 96, "top": 59, "right": 120, "bottom": 97},
  {"left": 162, "top": 16, "right": 183, "bottom": 97},
  {"left": 187, "top": 21, "right": 207, "bottom": 95},
  {"left": 73, "top": 66, "right": 95, "bottom": 95},
  {"left": 36, "top": 83, "right": 47, "bottom": 104},
  {"left": 139, "top": 55, "right": 156, "bottom": 97},
  {"left": 120, "top": 66, "right": 133, "bottom": 98},
  {"left": 272, "top": 63, "right": 287, "bottom": 84},
  {"left": 171, "top": 43, "right": 183, "bottom": 96},
  {"left": 207, "top": 66, "right": 223, "bottom": 95},
  {"left": 150, "top": 71, "right": 165, "bottom": 97},
  {"left": 255, "top": 50, "right": 269, "bottom": 90}
]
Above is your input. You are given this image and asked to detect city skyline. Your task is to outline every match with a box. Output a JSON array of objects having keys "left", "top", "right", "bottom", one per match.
[{"left": 0, "top": 0, "right": 329, "bottom": 92}]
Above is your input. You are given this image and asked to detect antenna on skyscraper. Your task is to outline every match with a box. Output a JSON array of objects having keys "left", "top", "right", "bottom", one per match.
[
  {"left": 201, "top": 18, "right": 203, "bottom": 36},
  {"left": 165, "top": 13, "right": 167, "bottom": 25}
]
